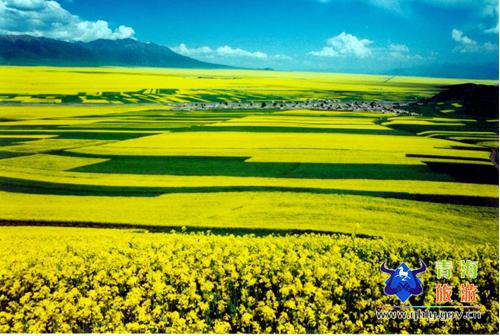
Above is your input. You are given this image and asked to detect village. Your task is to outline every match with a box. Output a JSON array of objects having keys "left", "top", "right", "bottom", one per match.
[{"left": 173, "top": 98, "right": 417, "bottom": 115}]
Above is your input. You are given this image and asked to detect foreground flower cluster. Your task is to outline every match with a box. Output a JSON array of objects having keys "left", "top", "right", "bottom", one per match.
[{"left": 0, "top": 227, "right": 497, "bottom": 333}]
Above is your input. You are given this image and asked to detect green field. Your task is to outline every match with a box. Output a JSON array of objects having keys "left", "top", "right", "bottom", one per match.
[{"left": 0, "top": 67, "right": 498, "bottom": 333}]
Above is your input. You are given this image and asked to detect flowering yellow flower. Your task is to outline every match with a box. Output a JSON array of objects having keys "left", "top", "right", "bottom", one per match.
[{"left": 0, "top": 227, "right": 496, "bottom": 334}]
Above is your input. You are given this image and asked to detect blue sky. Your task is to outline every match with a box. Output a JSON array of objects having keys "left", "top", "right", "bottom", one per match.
[{"left": 0, "top": 0, "right": 498, "bottom": 77}]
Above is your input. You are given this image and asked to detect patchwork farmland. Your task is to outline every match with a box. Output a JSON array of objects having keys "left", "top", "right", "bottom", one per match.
[{"left": 0, "top": 67, "right": 498, "bottom": 333}]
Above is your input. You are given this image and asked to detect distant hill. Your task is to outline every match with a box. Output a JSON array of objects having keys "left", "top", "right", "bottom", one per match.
[
  {"left": 0, "top": 34, "right": 232, "bottom": 69},
  {"left": 430, "top": 83, "right": 499, "bottom": 117}
]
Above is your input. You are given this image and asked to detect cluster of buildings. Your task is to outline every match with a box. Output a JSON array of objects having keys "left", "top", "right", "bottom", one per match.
[{"left": 174, "top": 99, "right": 415, "bottom": 115}]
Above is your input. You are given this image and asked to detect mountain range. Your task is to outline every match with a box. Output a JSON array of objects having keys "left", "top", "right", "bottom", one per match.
[
  {"left": 0, "top": 34, "right": 497, "bottom": 79},
  {"left": 0, "top": 34, "right": 231, "bottom": 69}
]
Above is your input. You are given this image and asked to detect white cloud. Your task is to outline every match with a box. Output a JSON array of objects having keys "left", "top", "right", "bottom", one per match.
[
  {"left": 310, "top": 36, "right": 426, "bottom": 62},
  {"left": 389, "top": 43, "right": 409, "bottom": 53},
  {"left": 318, "top": 0, "right": 498, "bottom": 20},
  {"left": 216, "top": 45, "right": 267, "bottom": 59},
  {"left": 172, "top": 43, "right": 292, "bottom": 61},
  {"left": 309, "top": 47, "right": 339, "bottom": 57},
  {"left": 172, "top": 43, "right": 214, "bottom": 57},
  {"left": 387, "top": 43, "right": 420, "bottom": 59},
  {"left": 481, "top": 0, "right": 498, "bottom": 17},
  {"left": 482, "top": 0, "right": 498, "bottom": 32},
  {"left": 484, "top": 22, "right": 499, "bottom": 33},
  {"left": 452, "top": 28, "right": 475, "bottom": 45},
  {"left": 347, "top": 0, "right": 496, "bottom": 11},
  {"left": 0, "top": 0, "right": 135, "bottom": 42},
  {"left": 309, "top": 32, "right": 372, "bottom": 58},
  {"left": 272, "top": 54, "right": 293, "bottom": 61},
  {"left": 374, "top": 43, "right": 424, "bottom": 60},
  {"left": 451, "top": 28, "right": 498, "bottom": 52}
]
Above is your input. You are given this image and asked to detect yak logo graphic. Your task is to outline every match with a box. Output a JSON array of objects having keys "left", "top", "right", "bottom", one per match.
[{"left": 380, "top": 260, "right": 427, "bottom": 302}]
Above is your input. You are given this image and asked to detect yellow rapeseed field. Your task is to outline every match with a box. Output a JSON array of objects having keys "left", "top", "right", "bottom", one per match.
[
  {"left": 0, "top": 227, "right": 497, "bottom": 333},
  {"left": 0, "top": 191, "right": 497, "bottom": 244},
  {"left": 0, "top": 66, "right": 497, "bottom": 333},
  {"left": 0, "top": 66, "right": 495, "bottom": 102},
  {"left": 67, "top": 131, "right": 490, "bottom": 163}
]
